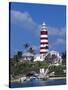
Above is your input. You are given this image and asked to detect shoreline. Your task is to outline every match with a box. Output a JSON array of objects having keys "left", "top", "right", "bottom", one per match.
[
  {"left": 10, "top": 76, "right": 66, "bottom": 83},
  {"left": 48, "top": 77, "right": 66, "bottom": 80}
]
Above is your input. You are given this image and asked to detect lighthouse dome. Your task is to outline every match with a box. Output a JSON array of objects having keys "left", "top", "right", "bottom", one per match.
[
  {"left": 41, "top": 22, "right": 47, "bottom": 30},
  {"left": 42, "top": 22, "right": 46, "bottom": 26}
]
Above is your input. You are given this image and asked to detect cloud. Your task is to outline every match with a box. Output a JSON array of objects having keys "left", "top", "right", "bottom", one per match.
[
  {"left": 47, "top": 26, "right": 66, "bottom": 51},
  {"left": 48, "top": 26, "right": 66, "bottom": 38},
  {"left": 32, "top": 45, "right": 40, "bottom": 51},
  {"left": 56, "top": 38, "right": 65, "bottom": 45},
  {"left": 49, "top": 38, "right": 66, "bottom": 51},
  {"left": 48, "top": 26, "right": 66, "bottom": 52},
  {"left": 54, "top": 38, "right": 65, "bottom": 45},
  {"left": 11, "top": 10, "right": 40, "bottom": 31},
  {"left": 11, "top": 10, "right": 66, "bottom": 37},
  {"left": 11, "top": 10, "right": 66, "bottom": 52}
]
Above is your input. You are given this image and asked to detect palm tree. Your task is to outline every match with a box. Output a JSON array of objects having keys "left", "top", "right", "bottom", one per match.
[
  {"left": 13, "top": 55, "right": 19, "bottom": 64},
  {"left": 17, "top": 51, "right": 22, "bottom": 59},
  {"left": 24, "top": 43, "right": 29, "bottom": 49},
  {"left": 23, "top": 43, "right": 30, "bottom": 53},
  {"left": 28, "top": 47, "right": 35, "bottom": 62}
]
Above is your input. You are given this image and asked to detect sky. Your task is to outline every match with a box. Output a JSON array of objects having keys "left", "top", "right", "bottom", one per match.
[{"left": 9, "top": 2, "right": 66, "bottom": 57}]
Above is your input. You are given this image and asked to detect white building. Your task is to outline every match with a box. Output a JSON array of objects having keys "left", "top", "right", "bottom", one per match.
[
  {"left": 34, "top": 54, "right": 44, "bottom": 61},
  {"left": 40, "top": 68, "right": 45, "bottom": 74},
  {"left": 45, "top": 50, "right": 62, "bottom": 64},
  {"left": 19, "top": 52, "right": 34, "bottom": 62},
  {"left": 34, "top": 50, "right": 62, "bottom": 64}
]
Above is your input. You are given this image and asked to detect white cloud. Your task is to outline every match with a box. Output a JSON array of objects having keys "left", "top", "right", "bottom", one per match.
[
  {"left": 11, "top": 10, "right": 40, "bottom": 31},
  {"left": 55, "top": 38, "right": 65, "bottom": 45},
  {"left": 49, "top": 38, "right": 66, "bottom": 50},
  {"left": 57, "top": 38, "right": 65, "bottom": 44},
  {"left": 47, "top": 27, "right": 66, "bottom": 51},
  {"left": 11, "top": 10, "right": 66, "bottom": 50},
  {"left": 32, "top": 45, "right": 40, "bottom": 51},
  {"left": 11, "top": 10, "right": 66, "bottom": 38},
  {"left": 48, "top": 26, "right": 66, "bottom": 37}
]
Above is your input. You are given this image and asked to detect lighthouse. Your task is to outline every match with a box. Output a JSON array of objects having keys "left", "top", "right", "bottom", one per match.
[
  {"left": 34, "top": 22, "right": 49, "bottom": 61},
  {"left": 40, "top": 22, "right": 48, "bottom": 57}
]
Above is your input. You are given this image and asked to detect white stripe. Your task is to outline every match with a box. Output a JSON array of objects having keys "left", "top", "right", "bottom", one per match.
[
  {"left": 40, "top": 46, "right": 48, "bottom": 48},
  {"left": 40, "top": 49, "right": 48, "bottom": 52},
  {"left": 40, "top": 35, "right": 48, "bottom": 38},
  {"left": 41, "top": 26, "right": 47, "bottom": 29},
  {"left": 41, "top": 29, "right": 47, "bottom": 31},
  {"left": 40, "top": 44, "right": 48, "bottom": 47},
  {"left": 40, "top": 39, "right": 48, "bottom": 42}
]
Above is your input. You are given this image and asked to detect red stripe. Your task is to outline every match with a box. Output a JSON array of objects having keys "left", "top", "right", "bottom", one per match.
[
  {"left": 40, "top": 52, "right": 47, "bottom": 54},
  {"left": 40, "top": 46, "right": 48, "bottom": 49},
  {"left": 40, "top": 33, "right": 48, "bottom": 35},
  {"left": 40, "top": 42, "right": 48, "bottom": 44},
  {"left": 41, "top": 31, "right": 48, "bottom": 34},
  {"left": 40, "top": 47, "right": 46, "bottom": 49},
  {"left": 40, "top": 37, "right": 48, "bottom": 40}
]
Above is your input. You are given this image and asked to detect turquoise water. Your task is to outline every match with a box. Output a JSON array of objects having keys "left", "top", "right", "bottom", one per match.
[{"left": 10, "top": 79, "right": 66, "bottom": 88}]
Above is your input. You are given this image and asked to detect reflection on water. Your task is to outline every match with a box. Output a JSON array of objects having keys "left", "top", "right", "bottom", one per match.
[{"left": 10, "top": 79, "right": 66, "bottom": 88}]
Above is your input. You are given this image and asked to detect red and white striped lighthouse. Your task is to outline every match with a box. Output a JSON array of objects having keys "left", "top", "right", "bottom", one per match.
[{"left": 40, "top": 22, "right": 48, "bottom": 56}]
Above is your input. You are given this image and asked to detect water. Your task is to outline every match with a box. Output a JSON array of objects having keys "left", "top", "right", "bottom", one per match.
[{"left": 10, "top": 79, "right": 66, "bottom": 88}]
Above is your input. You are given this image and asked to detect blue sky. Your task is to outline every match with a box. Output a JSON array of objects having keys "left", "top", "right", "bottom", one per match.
[{"left": 10, "top": 2, "right": 66, "bottom": 57}]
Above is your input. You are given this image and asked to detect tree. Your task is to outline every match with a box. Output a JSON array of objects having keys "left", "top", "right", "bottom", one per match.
[
  {"left": 17, "top": 51, "right": 22, "bottom": 59},
  {"left": 23, "top": 43, "right": 30, "bottom": 53},
  {"left": 54, "top": 65, "right": 65, "bottom": 77},
  {"left": 13, "top": 55, "right": 18, "bottom": 62},
  {"left": 23, "top": 43, "right": 30, "bottom": 49},
  {"left": 12, "top": 54, "right": 20, "bottom": 67},
  {"left": 62, "top": 51, "right": 66, "bottom": 60},
  {"left": 62, "top": 51, "right": 66, "bottom": 65}
]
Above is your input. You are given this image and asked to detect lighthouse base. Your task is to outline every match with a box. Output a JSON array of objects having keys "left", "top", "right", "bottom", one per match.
[{"left": 34, "top": 54, "right": 44, "bottom": 61}]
